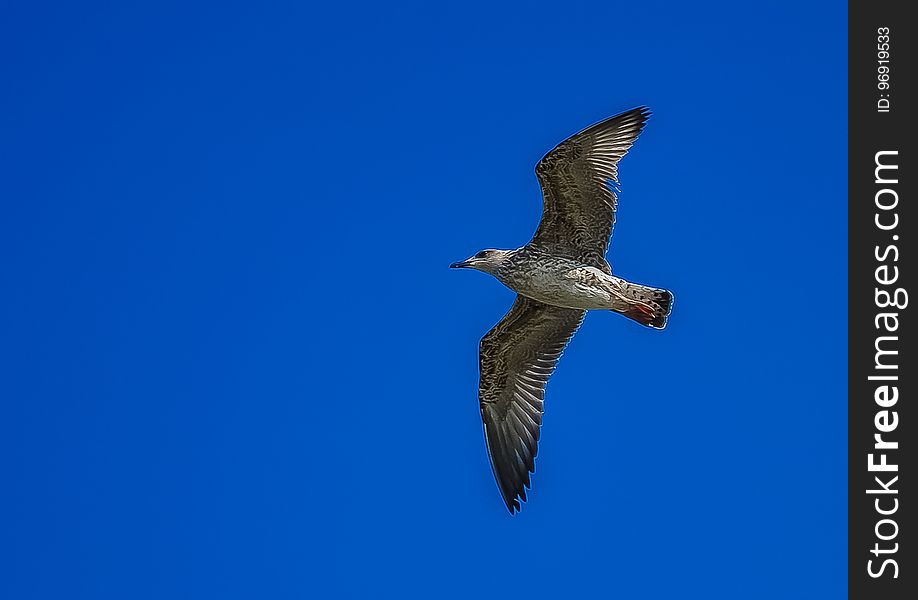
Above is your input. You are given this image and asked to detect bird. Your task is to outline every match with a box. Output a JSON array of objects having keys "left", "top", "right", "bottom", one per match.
[{"left": 450, "top": 106, "right": 673, "bottom": 513}]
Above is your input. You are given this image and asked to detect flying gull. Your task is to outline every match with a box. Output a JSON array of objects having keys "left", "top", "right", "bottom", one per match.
[{"left": 450, "top": 106, "right": 673, "bottom": 513}]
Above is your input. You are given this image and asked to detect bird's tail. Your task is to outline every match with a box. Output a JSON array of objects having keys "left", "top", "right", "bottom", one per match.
[{"left": 618, "top": 282, "right": 673, "bottom": 329}]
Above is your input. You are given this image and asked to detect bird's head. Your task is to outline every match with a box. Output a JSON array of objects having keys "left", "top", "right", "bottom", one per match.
[{"left": 450, "top": 249, "right": 512, "bottom": 274}]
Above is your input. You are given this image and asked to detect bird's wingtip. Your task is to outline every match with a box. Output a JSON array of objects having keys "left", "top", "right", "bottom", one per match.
[{"left": 505, "top": 498, "right": 522, "bottom": 515}]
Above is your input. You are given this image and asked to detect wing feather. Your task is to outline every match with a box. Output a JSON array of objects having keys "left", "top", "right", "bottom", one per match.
[
  {"left": 531, "top": 106, "right": 650, "bottom": 271},
  {"left": 479, "top": 295, "right": 585, "bottom": 513}
]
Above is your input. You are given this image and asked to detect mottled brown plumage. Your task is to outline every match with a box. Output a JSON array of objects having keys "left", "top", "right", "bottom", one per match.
[
  {"left": 451, "top": 106, "right": 672, "bottom": 513},
  {"left": 478, "top": 296, "right": 585, "bottom": 513},
  {"left": 532, "top": 106, "right": 650, "bottom": 273}
]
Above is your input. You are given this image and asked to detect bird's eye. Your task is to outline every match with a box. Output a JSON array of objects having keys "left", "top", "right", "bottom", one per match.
[{"left": 475, "top": 250, "right": 489, "bottom": 259}]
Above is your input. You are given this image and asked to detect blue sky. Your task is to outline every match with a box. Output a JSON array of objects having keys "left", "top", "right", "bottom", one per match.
[{"left": 2, "top": 1, "right": 847, "bottom": 598}]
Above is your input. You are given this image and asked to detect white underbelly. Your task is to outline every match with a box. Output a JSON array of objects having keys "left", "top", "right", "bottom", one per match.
[{"left": 510, "top": 266, "right": 623, "bottom": 310}]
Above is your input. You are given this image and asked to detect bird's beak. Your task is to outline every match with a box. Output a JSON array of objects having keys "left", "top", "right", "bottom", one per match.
[{"left": 449, "top": 260, "right": 471, "bottom": 269}]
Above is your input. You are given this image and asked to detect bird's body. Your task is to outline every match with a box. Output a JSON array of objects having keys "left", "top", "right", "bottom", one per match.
[
  {"left": 451, "top": 106, "right": 673, "bottom": 513},
  {"left": 495, "top": 247, "right": 671, "bottom": 317}
]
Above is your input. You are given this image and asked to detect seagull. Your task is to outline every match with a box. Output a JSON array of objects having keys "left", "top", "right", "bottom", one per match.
[{"left": 450, "top": 106, "right": 673, "bottom": 513}]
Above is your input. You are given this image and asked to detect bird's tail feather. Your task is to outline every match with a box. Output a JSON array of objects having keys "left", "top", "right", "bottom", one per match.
[{"left": 619, "top": 283, "right": 673, "bottom": 329}]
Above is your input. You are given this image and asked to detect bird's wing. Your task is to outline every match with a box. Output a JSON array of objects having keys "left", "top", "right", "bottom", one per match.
[
  {"left": 479, "top": 295, "right": 585, "bottom": 513},
  {"left": 531, "top": 106, "right": 650, "bottom": 272}
]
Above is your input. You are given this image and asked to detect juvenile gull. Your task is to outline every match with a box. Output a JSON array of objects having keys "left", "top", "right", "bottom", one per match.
[{"left": 450, "top": 106, "right": 673, "bottom": 513}]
